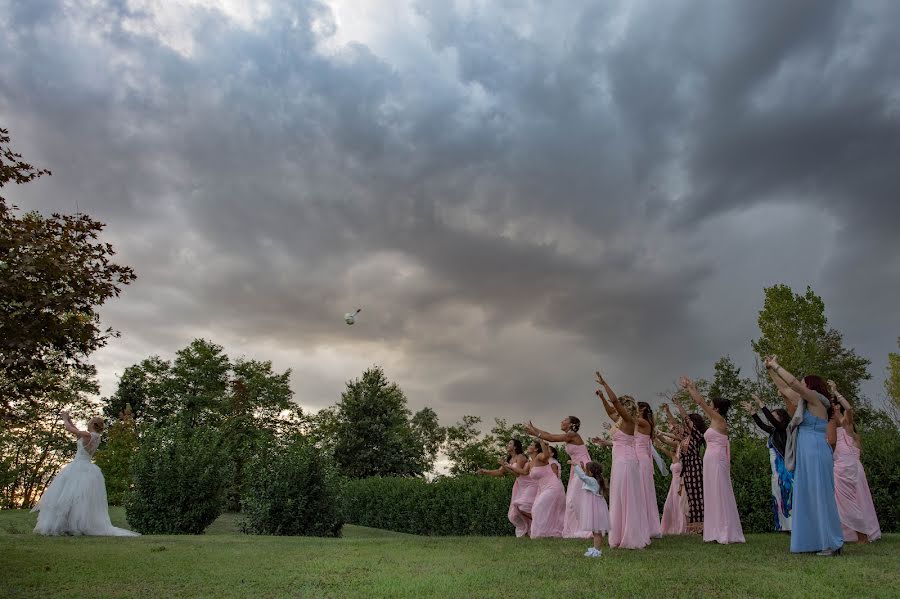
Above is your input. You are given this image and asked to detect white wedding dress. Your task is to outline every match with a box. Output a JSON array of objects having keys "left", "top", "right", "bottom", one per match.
[{"left": 32, "top": 432, "right": 140, "bottom": 536}]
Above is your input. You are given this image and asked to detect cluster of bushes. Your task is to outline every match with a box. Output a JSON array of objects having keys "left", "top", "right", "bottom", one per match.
[{"left": 123, "top": 426, "right": 342, "bottom": 536}]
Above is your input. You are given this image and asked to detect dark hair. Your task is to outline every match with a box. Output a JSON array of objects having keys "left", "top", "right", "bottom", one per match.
[
  {"left": 637, "top": 401, "right": 655, "bottom": 435},
  {"left": 567, "top": 416, "right": 581, "bottom": 432},
  {"left": 548, "top": 445, "right": 559, "bottom": 459},
  {"left": 688, "top": 413, "right": 707, "bottom": 435},
  {"left": 506, "top": 439, "right": 524, "bottom": 463},
  {"left": 803, "top": 375, "right": 830, "bottom": 400},
  {"left": 773, "top": 408, "right": 790, "bottom": 425},
  {"left": 711, "top": 397, "right": 731, "bottom": 419},
  {"left": 585, "top": 461, "right": 609, "bottom": 500}
]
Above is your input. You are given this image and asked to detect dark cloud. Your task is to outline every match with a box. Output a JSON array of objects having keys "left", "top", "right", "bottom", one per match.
[{"left": 2, "top": 0, "right": 897, "bottom": 439}]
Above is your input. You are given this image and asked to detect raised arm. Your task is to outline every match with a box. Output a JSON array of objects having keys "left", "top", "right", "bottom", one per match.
[
  {"left": 661, "top": 403, "right": 678, "bottom": 431},
  {"left": 680, "top": 377, "right": 724, "bottom": 431},
  {"left": 596, "top": 373, "right": 634, "bottom": 423},
  {"left": 743, "top": 397, "right": 774, "bottom": 434},
  {"left": 595, "top": 389, "right": 618, "bottom": 421},
  {"left": 828, "top": 380, "right": 855, "bottom": 432},
  {"left": 60, "top": 411, "right": 91, "bottom": 442},
  {"left": 765, "top": 362, "right": 801, "bottom": 408},
  {"left": 766, "top": 357, "right": 822, "bottom": 406},
  {"left": 524, "top": 421, "right": 578, "bottom": 444},
  {"left": 673, "top": 396, "right": 692, "bottom": 429},
  {"left": 656, "top": 432, "right": 680, "bottom": 449}
]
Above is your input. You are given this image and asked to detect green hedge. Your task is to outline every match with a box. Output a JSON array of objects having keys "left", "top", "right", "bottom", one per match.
[
  {"left": 343, "top": 429, "right": 899, "bottom": 536},
  {"left": 343, "top": 475, "right": 515, "bottom": 536},
  {"left": 241, "top": 437, "right": 344, "bottom": 537}
]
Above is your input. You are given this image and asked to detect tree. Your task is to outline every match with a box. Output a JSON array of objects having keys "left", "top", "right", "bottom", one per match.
[
  {"left": 332, "top": 367, "right": 428, "bottom": 478},
  {"left": 709, "top": 355, "right": 755, "bottom": 436},
  {"left": 94, "top": 405, "right": 139, "bottom": 505},
  {"left": 0, "top": 361, "right": 98, "bottom": 509},
  {"left": 410, "top": 407, "right": 446, "bottom": 473},
  {"left": 102, "top": 356, "right": 173, "bottom": 423},
  {"left": 1, "top": 128, "right": 136, "bottom": 421},
  {"left": 752, "top": 285, "right": 870, "bottom": 401},
  {"left": 444, "top": 415, "right": 496, "bottom": 476},
  {"left": 168, "top": 339, "right": 231, "bottom": 427},
  {"left": 886, "top": 337, "right": 900, "bottom": 419}
]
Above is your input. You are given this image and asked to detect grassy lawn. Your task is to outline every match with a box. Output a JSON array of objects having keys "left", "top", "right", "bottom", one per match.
[{"left": 2, "top": 508, "right": 898, "bottom": 598}]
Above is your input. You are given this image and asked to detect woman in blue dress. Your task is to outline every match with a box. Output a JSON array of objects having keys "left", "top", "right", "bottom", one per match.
[{"left": 765, "top": 356, "right": 843, "bottom": 556}]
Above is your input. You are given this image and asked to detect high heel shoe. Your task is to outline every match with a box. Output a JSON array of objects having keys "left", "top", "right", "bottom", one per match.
[{"left": 816, "top": 546, "right": 843, "bottom": 557}]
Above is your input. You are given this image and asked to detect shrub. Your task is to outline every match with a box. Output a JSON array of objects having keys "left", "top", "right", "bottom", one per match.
[
  {"left": 123, "top": 425, "right": 231, "bottom": 534},
  {"left": 240, "top": 437, "right": 344, "bottom": 537},
  {"left": 343, "top": 475, "right": 515, "bottom": 536}
]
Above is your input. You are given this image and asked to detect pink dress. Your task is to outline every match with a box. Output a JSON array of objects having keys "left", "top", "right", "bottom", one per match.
[
  {"left": 833, "top": 428, "right": 881, "bottom": 542},
  {"left": 660, "top": 462, "right": 688, "bottom": 535},
  {"left": 702, "top": 429, "right": 745, "bottom": 544},
  {"left": 509, "top": 471, "right": 538, "bottom": 537},
  {"left": 608, "top": 429, "right": 651, "bottom": 549},
  {"left": 563, "top": 442, "right": 594, "bottom": 538},
  {"left": 528, "top": 462, "right": 565, "bottom": 538},
  {"left": 635, "top": 432, "right": 662, "bottom": 538}
]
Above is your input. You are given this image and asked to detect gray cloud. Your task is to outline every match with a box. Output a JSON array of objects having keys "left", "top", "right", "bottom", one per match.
[{"left": 2, "top": 0, "right": 898, "bottom": 436}]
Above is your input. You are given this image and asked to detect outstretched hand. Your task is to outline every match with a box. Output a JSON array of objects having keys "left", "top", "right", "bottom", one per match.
[
  {"left": 594, "top": 371, "right": 606, "bottom": 386},
  {"left": 740, "top": 400, "right": 754, "bottom": 413}
]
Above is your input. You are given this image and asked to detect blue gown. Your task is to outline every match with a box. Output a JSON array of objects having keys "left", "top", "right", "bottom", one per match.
[{"left": 790, "top": 410, "right": 843, "bottom": 553}]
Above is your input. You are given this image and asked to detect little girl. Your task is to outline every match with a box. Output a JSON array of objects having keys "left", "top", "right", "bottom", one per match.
[{"left": 571, "top": 460, "right": 610, "bottom": 557}]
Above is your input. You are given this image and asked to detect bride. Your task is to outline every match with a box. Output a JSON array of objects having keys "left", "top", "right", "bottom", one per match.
[{"left": 32, "top": 411, "right": 140, "bottom": 537}]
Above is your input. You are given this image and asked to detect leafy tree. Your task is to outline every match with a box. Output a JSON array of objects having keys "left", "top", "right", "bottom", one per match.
[
  {"left": 94, "top": 404, "right": 139, "bottom": 505},
  {"left": 444, "top": 415, "right": 496, "bottom": 475},
  {"left": 102, "top": 356, "right": 173, "bottom": 423},
  {"left": 168, "top": 339, "right": 231, "bottom": 427},
  {"left": 886, "top": 337, "right": 900, "bottom": 420},
  {"left": 410, "top": 407, "right": 446, "bottom": 473},
  {"left": 752, "top": 285, "right": 870, "bottom": 401},
  {"left": 0, "top": 361, "right": 97, "bottom": 508},
  {"left": 1, "top": 127, "right": 136, "bottom": 421},
  {"left": 332, "top": 367, "right": 427, "bottom": 478},
  {"left": 709, "top": 355, "right": 755, "bottom": 436}
]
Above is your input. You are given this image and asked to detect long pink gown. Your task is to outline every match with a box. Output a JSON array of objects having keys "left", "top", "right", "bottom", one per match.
[
  {"left": 635, "top": 432, "right": 662, "bottom": 538},
  {"left": 833, "top": 428, "right": 881, "bottom": 542},
  {"left": 702, "top": 428, "right": 745, "bottom": 544},
  {"left": 529, "top": 462, "right": 565, "bottom": 538},
  {"left": 660, "top": 462, "right": 688, "bottom": 535},
  {"left": 608, "top": 429, "right": 651, "bottom": 549},
  {"left": 563, "top": 442, "right": 594, "bottom": 538},
  {"left": 509, "top": 471, "right": 538, "bottom": 537}
]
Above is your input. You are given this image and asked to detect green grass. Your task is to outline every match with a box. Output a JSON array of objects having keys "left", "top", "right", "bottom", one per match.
[{"left": 2, "top": 508, "right": 898, "bottom": 598}]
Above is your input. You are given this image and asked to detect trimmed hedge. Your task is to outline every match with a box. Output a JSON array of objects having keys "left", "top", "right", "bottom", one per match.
[
  {"left": 343, "top": 475, "right": 515, "bottom": 536},
  {"left": 240, "top": 437, "right": 344, "bottom": 537},
  {"left": 343, "top": 429, "right": 899, "bottom": 536}
]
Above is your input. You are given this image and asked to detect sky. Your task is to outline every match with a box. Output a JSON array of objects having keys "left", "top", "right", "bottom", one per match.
[{"left": 2, "top": 0, "right": 899, "bottom": 440}]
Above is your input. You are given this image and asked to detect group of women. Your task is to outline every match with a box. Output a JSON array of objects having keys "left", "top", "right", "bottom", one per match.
[{"left": 481, "top": 361, "right": 881, "bottom": 558}]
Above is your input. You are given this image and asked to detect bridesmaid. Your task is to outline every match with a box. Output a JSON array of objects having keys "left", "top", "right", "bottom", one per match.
[
  {"left": 594, "top": 371, "right": 651, "bottom": 549},
  {"left": 656, "top": 434, "right": 688, "bottom": 535},
  {"left": 666, "top": 399, "right": 706, "bottom": 533},
  {"left": 742, "top": 394, "right": 793, "bottom": 532},
  {"left": 477, "top": 439, "right": 533, "bottom": 537},
  {"left": 635, "top": 402, "right": 662, "bottom": 538},
  {"left": 526, "top": 438, "right": 566, "bottom": 538},
  {"left": 829, "top": 380, "right": 881, "bottom": 544},
  {"left": 525, "top": 417, "right": 592, "bottom": 539},
  {"left": 766, "top": 357, "right": 843, "bottom": 556},
  {"left": 681, "top": 376, "right": 745, "bottom": 544}
]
